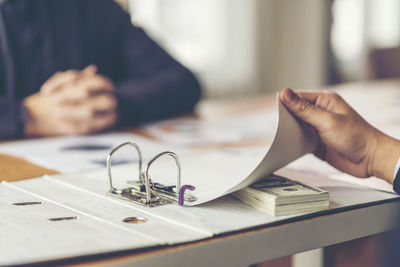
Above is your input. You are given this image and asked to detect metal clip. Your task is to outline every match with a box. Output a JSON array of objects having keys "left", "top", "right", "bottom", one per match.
[
  {"left": 107, "top": 142, "right": 196, "bottom": 207},
  {"left": 106, "top": 142, "right": 170, "bottom": 207},
  {"left": 144, "top": 151, "right": 196, "bottom": 203},
  {"left": 107, "top": 142, "right": 143, "bottom": 195}
]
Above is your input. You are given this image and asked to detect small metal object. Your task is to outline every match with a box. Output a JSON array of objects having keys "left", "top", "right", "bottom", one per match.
[
  {"left": 154, "top": 183, "right": 176, "bottom": 193},
  {"left": 107, "top": 142, "right": 143, "bottom": 194},
  {"left": 123, "top": 216, "right": 148, "bottom": 223},
  {"left": 49, "top": 216, "right": 80, "bottom": 221},
  {"left": 144, "top": 151, "right": 181, "bottom": 202},
  {"left": 13, "top": 201, "right": 44, "bottom": 206},
  {"left": 107, "top": 143, "right": 197, "bottom": 207},
  {"left": 144, "top": 151, "right": 197, "bottom": 204},
  {"left": 109, "top": 187, "right": 172, "bottom": 207}
]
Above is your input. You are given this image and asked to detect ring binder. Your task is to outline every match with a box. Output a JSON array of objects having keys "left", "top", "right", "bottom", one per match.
[
  {"left": 107, "top": 142, "right": 143, "bottom": 195},
  {"left": 106, "top": 142, "right": 196, "bottom": 207}
]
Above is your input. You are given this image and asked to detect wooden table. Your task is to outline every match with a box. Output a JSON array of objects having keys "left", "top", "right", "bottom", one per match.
[{"left": 2, "top": 79, "right": 400, "bottom": 267}]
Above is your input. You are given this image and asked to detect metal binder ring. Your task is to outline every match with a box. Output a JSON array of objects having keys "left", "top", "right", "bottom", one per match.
[
  {"left": 107, "top": 142, "right": 143, "bottom": 194},
  {"left": 144, "top": 151, "right": 181, "bottom": 203}
]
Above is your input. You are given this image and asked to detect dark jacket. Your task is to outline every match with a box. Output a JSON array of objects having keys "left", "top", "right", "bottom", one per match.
[{"left": 0, "top": 0, "right": 201, "bottom": 139}]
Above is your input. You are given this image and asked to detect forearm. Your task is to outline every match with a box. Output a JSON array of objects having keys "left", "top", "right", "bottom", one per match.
[
  {"left": 115, "top": 68, "right": 201, "bottom": 127},
  {"left": 22, "top": 93, "right": 52, "bottom": 137},
  {"left": 97, "top": 1, "right": 202, "bottom": 127}
]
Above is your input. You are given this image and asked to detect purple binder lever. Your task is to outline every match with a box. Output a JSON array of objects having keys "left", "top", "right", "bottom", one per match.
[{"left": 178, "top": 184, "right": 195, "bottom": 206}]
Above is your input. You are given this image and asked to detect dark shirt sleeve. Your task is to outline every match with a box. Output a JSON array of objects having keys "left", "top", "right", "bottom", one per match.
[
  {"left": 0, "top": 3, "right": 24, "bottom": 140},
  {"left": 97, "top": 1, "right": 202, "bottom": 127},
  {"left": 0, "top": 98, "right": 23, "bottom": 139}
]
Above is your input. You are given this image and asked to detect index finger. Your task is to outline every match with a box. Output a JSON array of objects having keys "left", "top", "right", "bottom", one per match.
[
  {"left": 41, "top": 70, "right": 80, "bottom": 95},
  {"left": 75, "top": 75, "right": 115, "bottom": 95},
  {"left": 297, "top": 90, "right": 349, "bottom": 114},
  {"left": 52, "top": 75, "right": 115, "bottom": 105},
  {"left": 41, "top": 65, "right": 97, "bottom": 95}
]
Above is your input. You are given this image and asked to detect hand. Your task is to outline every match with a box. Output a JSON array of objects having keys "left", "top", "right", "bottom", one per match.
[
  {"left": 24, "top": 65, "right": 118, "bottom": 136},
  {"left": 279, "top": 88, "right": 400, "bottom": 183}
]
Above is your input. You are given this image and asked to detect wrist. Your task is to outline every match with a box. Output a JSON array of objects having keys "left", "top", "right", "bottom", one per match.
[
  {"left": 23, "top": 93, "right": 50, "bottom": 137},
  {"left": 23, "top": 94, "right": 38, "bottom": 136},
  {"left": 369, "top": 130, "right": 400, "bottom": 184}
]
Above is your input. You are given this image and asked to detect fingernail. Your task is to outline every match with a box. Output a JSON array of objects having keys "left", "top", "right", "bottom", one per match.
[{"left": 283, "top": 88, "right": 298, "bottom": 104}]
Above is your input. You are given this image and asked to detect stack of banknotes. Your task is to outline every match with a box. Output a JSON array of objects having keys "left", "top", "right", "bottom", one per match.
[{"left": 232, "top": 174, "right": 329, "bottom": 216}]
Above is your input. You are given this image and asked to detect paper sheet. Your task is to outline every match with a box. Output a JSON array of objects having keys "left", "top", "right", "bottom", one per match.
[
  {"left": 230, "top": 98, "right": 314, "bottom": 192},
  {"left": 2, "top": 168, "right": 398, "bottom": 266},
  {"left": 186, "top": 99, "right": 313, "bottom": 204},
  {"left": 80, "top": 99, "right": 314, "bottom": 205},
  {"left": 0, "top": 182, "right": 160, "bottom": 266},
  {"left": 10, "top": 178, "right": 211, "bottom": 243},
  {"left": 0, "top": 133, "right": 192, "bottom": 173},
  {"left": 143, "top": 109, "right": 276, "bottom": 147}
]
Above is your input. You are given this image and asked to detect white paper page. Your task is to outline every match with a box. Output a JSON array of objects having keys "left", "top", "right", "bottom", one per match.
[
  {"left": 0, "top": 133, "right": 192, "bottom": 172},
  {"left": 11, "top": 177, "right": 212, "bottom": 244},
  {"left": 228, "top": 99, "right": 314, "bottom": 192},
  {"left": 287, "top": 153, "right": 394, "bottom": 193},
  {"left": 329, "top": 172, "right": 394, "bottom": 193},
  {"left": 144, "top": 109, "right": 276, "bottom": 147},
  {"left": 287, "top": 154, "right": 342, "bottom": 177},
  {"left": 77, "top": 100, "right": 314, "bottom": 205},
  {"left": 0, "top": 182, "right": 160, "bottom": 266},
  {"left": 276, "top": 168, "right": 399, "bottom": 208},
  {"left": 340, "top": 87, "right": 400, "bottom": 128}
]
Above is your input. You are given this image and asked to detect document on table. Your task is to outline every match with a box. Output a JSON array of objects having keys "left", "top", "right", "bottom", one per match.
[
  {"left": 143, "top": 109, "right": 277, "bottom": 147},
  {"left": 0, "top": 133, "right": 192, "bottom": 173},
  {"left": 192, "top": 99, "right": 314, "bottom": 203},
  {"left": 1, "top": 168, "right": 398, "bottom": 266},
  {"left": 83, "top": 99, "right": 315, "bottom": 205}
]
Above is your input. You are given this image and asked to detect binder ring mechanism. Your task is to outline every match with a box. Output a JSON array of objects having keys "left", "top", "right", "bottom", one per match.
[{"left": 107, "top": 142, "right": 197, "bottom": 207}]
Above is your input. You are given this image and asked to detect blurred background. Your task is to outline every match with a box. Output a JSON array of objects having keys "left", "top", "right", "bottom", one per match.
[{"left": 116, "top": 0, "right": 400, "bottom": 99}]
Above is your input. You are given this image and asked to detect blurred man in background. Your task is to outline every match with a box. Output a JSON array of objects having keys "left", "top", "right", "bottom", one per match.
[{"left": 0, "top": 0, "right": 201, "bottom": 139}]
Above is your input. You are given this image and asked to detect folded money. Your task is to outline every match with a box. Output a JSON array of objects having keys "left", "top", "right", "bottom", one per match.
[{"left": 232, "top": 174, "right": 329, "bottom": 216}]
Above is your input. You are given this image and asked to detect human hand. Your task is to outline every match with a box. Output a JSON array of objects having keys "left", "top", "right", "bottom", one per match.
[
  {"left": 279, "top": 88, "right": 400, "bottom": 183},
  {"left": 24, "top": 65, "right": 118, "bottom": 136}
]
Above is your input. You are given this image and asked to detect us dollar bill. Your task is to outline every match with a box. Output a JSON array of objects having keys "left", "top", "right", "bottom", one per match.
[{"left": 232, "top": 174, "right": 329, "bottom": 216}]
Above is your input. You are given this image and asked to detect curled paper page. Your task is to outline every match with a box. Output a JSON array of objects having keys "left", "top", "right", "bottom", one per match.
[
  {"left": 230, "top": 96, "right": 315, "bottom": 192},
  {"left": 181, "top": 96, "right": 315, "bottom": 205},
  {"left": 83, "top": 96, "right": 315, "bottom": 206}
]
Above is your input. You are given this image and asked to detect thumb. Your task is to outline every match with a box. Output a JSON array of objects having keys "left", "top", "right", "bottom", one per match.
[{"left": 279, "top": 88, "right": 330, "bottom": 131}]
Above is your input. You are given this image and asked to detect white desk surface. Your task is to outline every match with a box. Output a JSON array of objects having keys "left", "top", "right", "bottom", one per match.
[{"left": 3, "top": 79, "right": 400, "bottom": 266}]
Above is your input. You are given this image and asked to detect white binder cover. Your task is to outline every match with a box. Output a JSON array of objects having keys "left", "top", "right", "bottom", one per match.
[{"left": 1, "top": 169, "right": 398, "bottom": 266}]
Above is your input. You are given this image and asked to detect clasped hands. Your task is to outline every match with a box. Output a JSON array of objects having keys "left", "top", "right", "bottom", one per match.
[{"left": 24, "top": 65, "right": 118, "bottom": 136}]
